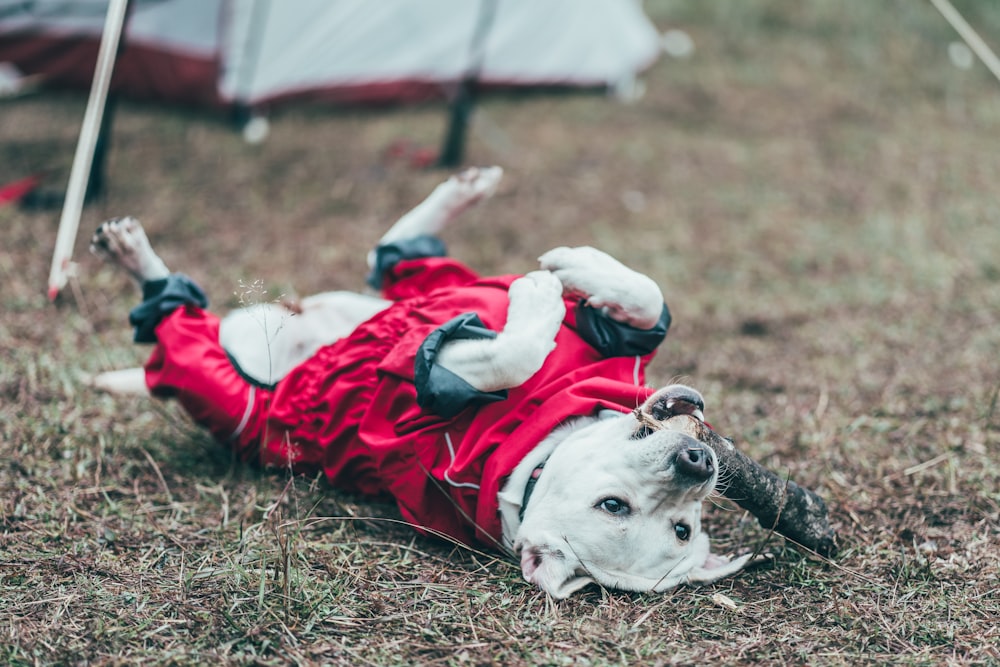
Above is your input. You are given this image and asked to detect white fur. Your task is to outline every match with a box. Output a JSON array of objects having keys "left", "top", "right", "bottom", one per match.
[
  {"left": 90, "top": 166, "right": 756, "bottom": 598},
  {"left": 89, "top": 216, "right": 169, "bottom": 284},
  {"left": 219, "top": 291, "right": 389, "bottom": 386},
  {"left": 367, "top": 166, "right": 503, "bottom": 270},
  {"left": 89, "top": 367, "right": 147, "bottom": 395},
  {"left": 539, "top": 245, "right": 664, "bottom": 330},
  {"left": 499, "top": 386, "right": 754, "bottom": 599}
]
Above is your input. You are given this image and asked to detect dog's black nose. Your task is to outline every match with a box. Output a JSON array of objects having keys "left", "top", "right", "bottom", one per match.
[{"left": 675, "top": 445, "right": 714, "bottom": 482}]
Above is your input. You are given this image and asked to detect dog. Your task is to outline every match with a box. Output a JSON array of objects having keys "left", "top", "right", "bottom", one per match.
[{"left": 90, "top": 167, "right": 756, "bottom": 599}]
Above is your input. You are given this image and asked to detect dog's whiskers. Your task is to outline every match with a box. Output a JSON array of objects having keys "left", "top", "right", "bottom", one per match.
[{"left": 632, "top": 407, "right": 666, "bottom": 432}]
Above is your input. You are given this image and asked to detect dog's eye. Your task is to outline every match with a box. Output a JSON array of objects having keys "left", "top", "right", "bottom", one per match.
[
  {"left": 597, "top": 497, "right": 631, "bottom": 516},
  {"left": 674, "top": 523, "right": 691, "bottom": 541}
]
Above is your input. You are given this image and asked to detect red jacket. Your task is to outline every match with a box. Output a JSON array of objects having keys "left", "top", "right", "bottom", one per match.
[{"left": 146, "top": 257, "right": 661, "bottom": 547}]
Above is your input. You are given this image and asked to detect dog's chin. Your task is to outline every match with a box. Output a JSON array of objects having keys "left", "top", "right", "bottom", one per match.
[{"left": 519, "top": 533, "right": 754, "bottom": 598}]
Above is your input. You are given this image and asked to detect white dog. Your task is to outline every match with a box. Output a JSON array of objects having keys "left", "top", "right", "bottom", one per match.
[{"left": 91, "top": 167, "right": 755, "bottom": 599}]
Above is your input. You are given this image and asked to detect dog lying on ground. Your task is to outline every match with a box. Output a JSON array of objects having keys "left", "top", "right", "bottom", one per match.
[{"left": 90, "top": 167, "right": 756, "bottom": 599}]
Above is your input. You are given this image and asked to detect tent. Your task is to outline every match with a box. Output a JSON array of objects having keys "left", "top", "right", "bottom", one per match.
[
  {"left": 4, "top": 0, "right": 663, "bottom": 299},
  {"left": 0, "top": 0, "right": 662, "bottom": 111}
]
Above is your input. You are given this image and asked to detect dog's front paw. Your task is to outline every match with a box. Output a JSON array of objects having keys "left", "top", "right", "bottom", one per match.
[
  {"left": 509, "top": 269, "right": 564, "bottom": 302},
  {"left": 497, "top": 270, "right": 566, "bottom": 375},
  {"left": 435, "top": 271, "right": 564, "bottom": 393},
  {"left": 505, "top": 270, "right": 566, "bottom": 344},
  {"left": 538, "top": 246, "right": 635, "bottom": 307},
  {"left": 539, "top": 246, "right": 663, "bottom": 330}
]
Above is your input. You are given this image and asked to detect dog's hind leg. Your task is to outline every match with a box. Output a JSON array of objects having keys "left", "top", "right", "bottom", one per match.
[
  {"left": 90, "top": 218, "right": 270, "bottom": 456},
  {"left": 367, "top": 166, "right": 503, "bottom": 270},
  {"left": 90, "top": 367, "right": 148, "bottom": 395},
  {"left": 89, "top": 217, "right": 174, "bottom": 397}
]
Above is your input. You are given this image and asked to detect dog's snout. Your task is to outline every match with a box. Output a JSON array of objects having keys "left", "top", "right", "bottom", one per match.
[{"left": 675, "top": 445, "right": 714, "bottom": 482}]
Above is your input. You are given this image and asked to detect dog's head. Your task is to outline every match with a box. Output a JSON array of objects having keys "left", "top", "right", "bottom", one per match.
[{"left": 514, "top": 384, "right": 753, "bottom": 598}]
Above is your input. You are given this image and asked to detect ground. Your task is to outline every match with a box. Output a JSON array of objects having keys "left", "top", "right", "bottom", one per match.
[{"left": 1, "top": 2, "right": 999, "bottom": 665}]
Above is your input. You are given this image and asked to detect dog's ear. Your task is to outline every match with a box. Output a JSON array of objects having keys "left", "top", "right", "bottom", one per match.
[
  {"left": 685, "top": 551, "right": 758, "bottom": 585},
  {"left": 521, "top": 550, "right": 594, "bottom": 599}
]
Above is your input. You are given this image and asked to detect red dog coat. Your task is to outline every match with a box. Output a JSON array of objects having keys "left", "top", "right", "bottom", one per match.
[{"left": 141, "top": 256, "right": 666, "bottom": 546}]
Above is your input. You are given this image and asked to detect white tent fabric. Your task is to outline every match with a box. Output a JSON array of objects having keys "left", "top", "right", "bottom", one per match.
[{"left": 0, "top": 0, "right": 661, "bottom": 109}]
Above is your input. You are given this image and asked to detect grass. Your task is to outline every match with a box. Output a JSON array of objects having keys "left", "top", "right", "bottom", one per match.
[{"left": 2, "top": 0, "right": 1000, "bottom": 664}]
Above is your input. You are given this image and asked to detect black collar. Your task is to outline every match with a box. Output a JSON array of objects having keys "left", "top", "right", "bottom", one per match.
[{"left": 518, "top": 461, "right": 546, "bottom": 522}]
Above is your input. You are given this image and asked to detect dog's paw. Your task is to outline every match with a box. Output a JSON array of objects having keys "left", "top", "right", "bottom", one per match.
[
  {"left": 447, "top": 165, "right": 503, "bottom": 205},
  {"left": 509, "top": 269, "right": 564, "bottom": 301},
  {"left": 88, "top": 367, "right": 149, "bottom": 395},
  {"left": 435, "top": 271, "right": 564, "bottom": 392},
  {"left": 538, "top": 246, "right": 663, "bottom": 330},
  {"left": 430, "top": 166, "right": 504, "bottom": 223},
  {"left": 91, "top": 216, "right": 170, "bottom": 283},
  {"left": 496, "top": 271, "right": 566, "bottom": 375},
  {"left": 375, "top": 166, "right": 504, "bottom": 248},
  {"left": 505, "top": 270, "right": 566, "bottom": 344},
  {"left": 538, "top": 246, "right": 635, "bottom": 304}
]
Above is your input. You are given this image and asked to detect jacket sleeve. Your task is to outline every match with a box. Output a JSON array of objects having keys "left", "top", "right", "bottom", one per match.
[
  {"left": 414, "top": 312, "right": 508, "bottom": 419},
  {"left": 574, "top": 302, "right": 671, "bottom": 358},
  {"left": 129, "top": 274, "right": 209, "bottom": 343},
  {"left": 366, "top": 235, "right": 448, "bottom": 290}
]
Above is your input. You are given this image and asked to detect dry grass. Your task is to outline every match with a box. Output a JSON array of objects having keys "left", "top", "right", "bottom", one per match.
[{"left": 2, "top": 1, "right": 1000, "bottom": 664}]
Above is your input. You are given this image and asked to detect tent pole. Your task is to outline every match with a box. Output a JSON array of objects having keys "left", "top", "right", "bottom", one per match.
[
  {"left": 88, "top": 0, "right": 133, "bottom": 204},
  {"left": 231, "top": 0, "right": 272, "bottom": 131},
  {"left": 928, "top": 0, "right": 1000, "bottom": 84},
  {"left": 47, "top": 0, "right": 130, "bottom": 301},
  {"left": 87, "top": 75, "right": 120, "bottom": 205},
  {"left": 437, "top": 0, "right": 498, "bottom": 168}
]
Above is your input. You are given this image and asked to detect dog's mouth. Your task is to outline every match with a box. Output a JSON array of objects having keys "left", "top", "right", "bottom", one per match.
[
  {"left": 649, "top": 391, "right": 705, "bottom": 422},
  {"left": 631, "top": 392, "right": 705, "bottom": 440}
]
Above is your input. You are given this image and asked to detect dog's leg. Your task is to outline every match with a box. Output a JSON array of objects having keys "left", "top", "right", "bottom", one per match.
[
  {"left": 88, "top": 217, "right": 175, "bottom": 397},
  {"left": 436, "top": 270, "right": 565, "bottom": 392},
  {"left": 89, "top": 220, "right": 269, "bottom": 455},
  {"left": 367, "top": 166, "right": 503, "bottom": 269},
  {"left": 538, "top": 246, "right": 665, "bottom": 330},
  {"left": 89, "top": 367, "right": 148, "bottom": 395}
]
